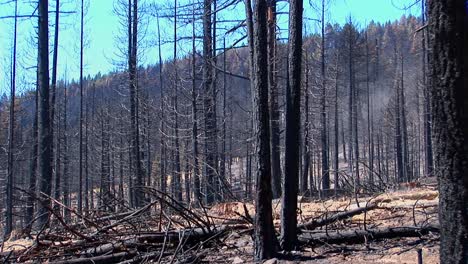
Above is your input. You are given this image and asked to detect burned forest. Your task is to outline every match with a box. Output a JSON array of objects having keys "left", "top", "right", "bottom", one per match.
[{"left": 0, "top": 0, "right": 466, "bottom": 263}]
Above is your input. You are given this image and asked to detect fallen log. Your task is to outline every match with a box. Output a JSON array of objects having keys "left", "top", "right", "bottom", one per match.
[
  {"left": 50, "top": 251, "right": 137, "bottom": 264},
  {"left": 298, "top": 204, "right": 378, "bottom": 230},
  {"left": 298, "top": 225, "right": 439, "bottom": 245}
]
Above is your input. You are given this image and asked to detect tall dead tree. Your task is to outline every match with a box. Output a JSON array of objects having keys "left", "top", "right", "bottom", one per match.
[
  {"left": 172, "top": 0, "right": 182, "bottom": 202},
  {"left": 78, "top": 0, "right": 84, "bottom": 214},
  {"left": 157, "top": 13, "right": 166, "bottom": 194},
  {"left": 421, "top": 0, "right": 433, "bottom": 178},
  {"left": 128, "top": 0, "right": 145, "bottom": 207},
  {"left": 4, "top": 0, "right": 18, "bottom": 238},
  {"left": 203, "top": 0, "right": 218, "bottom": 204},
  {"left": 191, "top": 4, "right": 201, "bottom": 203},
  {"left": 37, "top": 0, "right": 53, "bottom": 229},
  {"left": 51, "top": 0, "right": 60, "bottom": 207},
  {"left": 320, "top": 0, "right": 330, "bottom": 192},
  {"left": 281, "top": 0, "right": 303, "bottom": 251},
  {"left": 251, "top": 0, "right": 278, "bottom": 259},
  {"left": 25, "top": 87, "right": 38, "bottom": 229},
  {"left": 267, "top": 0, "right": 281, "bottom": 199},
  {"left": 427, "top": 1, "right": 468, "bottom": 263}
]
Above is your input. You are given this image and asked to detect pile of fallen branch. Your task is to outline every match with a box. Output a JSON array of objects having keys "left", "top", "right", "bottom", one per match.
[{"left": 1, "top": 188, "right": 248, "bottom": 263}]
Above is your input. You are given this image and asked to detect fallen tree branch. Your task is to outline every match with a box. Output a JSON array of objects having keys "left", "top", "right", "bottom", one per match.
[
  {"left": 299, "top": 225, "right": 440, "bottom": 245},
  {"left": 298, "top": 204, "right": 379, "bottom": 231}
]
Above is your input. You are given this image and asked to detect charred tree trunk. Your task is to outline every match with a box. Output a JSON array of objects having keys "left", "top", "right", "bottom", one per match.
[
  {"left": 320, "top": 0, "right": 330, "bottom": 193},
  {"left": 37, "top": 0, "right": 53, "bottom": 230},
  {"left": 252, "top": 0, "right": 278, "bottom": 259},
  {"left": 191, "top": 5, "right": 202, "bottom": 203},
  {"left": 78, "top": 0, "right": 84, "bottom": 214},
  {"left": 203, "top": 0, "right": 218, "bottom": 205},
  {"left": 267, "top": 0, "right": 281, "bottom": 199},
  {"left": 281, "top": 0, "right": 303, "bottom": 250},
  {"left": 427, "top": 1, "right": 468, "bottom": 263},
  {"left": 4, "top": 0, "right": 18, "bottom": 238},
  {"left": 128, "top": 0, "right": 145, "bottom": 207}
]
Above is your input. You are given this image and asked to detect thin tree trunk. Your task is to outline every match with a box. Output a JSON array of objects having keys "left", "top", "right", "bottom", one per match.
[
  {"left": 191, "top": 4, "right": 201, "bottom": 203},
  {"left": 4, "top": 0, "right": 18, "bottom": 238},
  {"left": 320, "top": 0, "right": 330, "bottom": 192}
]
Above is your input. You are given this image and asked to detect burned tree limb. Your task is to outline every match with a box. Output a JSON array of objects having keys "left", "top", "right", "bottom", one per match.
[
  {"left": 298, "top": 204, "right": 379, "bottom": 231},
  {"left": 299, "top": 225, "right": 439, "bottom": 245}
]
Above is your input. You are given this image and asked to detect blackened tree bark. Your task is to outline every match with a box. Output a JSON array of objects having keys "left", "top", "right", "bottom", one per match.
[
  {"left": 427, "top": 1, "right": 468, "bottom": 263},
  {"left": 172, "top": 0, "right": 182, "bottom": 202},
  {"left": 421, "top": 0, "right": 434, "bottom": 178},
  {"left": 51, "top": 0, "right": 60, "bottom": 207},
  {"left": 191, "top": 4, "right": 202, "bottom": 203},
  {"left": 320, "top": 0, "right": 330, "bottom": 192},
  {"left": 37, "top": 0, "right": 53, "bottom": 230},
  {"left": 267, "top": 0, "right": 281, "bottom": 199},
  {"left": 4, "top": 0, "right": 18, "bottom": 238},
  {"left": 26, "top": 87, "right": 38, "bottom": 229},
  {"left": 78, "top": 0, "right": 84, "bottom": 214},
  {"left": 301, "top": 59, "right": 310, "bottom": 194},
  {"left": 281, "top": 0, "right": 303, "bottom": 251},
  {"left": 252, "top": 0, "right": 278, "bottom": 259},
  {"left": 157, "top": 13, "right": 166, "bottom": 194},
  {"left": 203, "top": 0, "right": 218, "bottom": 204},
  {"left": 333, "top": 54, "right": 340, "bottom": 192},
  {"left": 128, "top": 0, "right": 145, "bottom": 207}
]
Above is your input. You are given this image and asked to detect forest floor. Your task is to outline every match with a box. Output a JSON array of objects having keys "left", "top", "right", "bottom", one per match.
[
  {"left": 205, "top": 184, "right": 440, "bottom": 263},
  {"left": 1, "top": 181, "right": 440, "bottom": 263}
]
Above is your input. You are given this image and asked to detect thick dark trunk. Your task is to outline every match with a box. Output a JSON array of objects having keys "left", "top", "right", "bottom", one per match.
[
  {"left": 37, "top": 0, "right": 53, "bottom": 230},
  {"left": 281, "top": 0, "right": 303, "bottom": 250},
  {"left": 252, "top": 0, "right": 278, "bottom": 259},
  {"left": 203, "top": 0, "right": 218, "bottom": 205},
  {"left": 267, "top": 0, "right": 282, "bottom": 199},
  {"left": 428, "top": 1, "right": 468, "bottom": 263},
  {"left": 129, "top": 0, "right": 145, "bottom": 207}
]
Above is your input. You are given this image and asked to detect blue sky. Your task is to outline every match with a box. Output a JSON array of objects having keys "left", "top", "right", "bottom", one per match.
[{"left": 0, "top": 0, "right": 419, "bottom": 95}]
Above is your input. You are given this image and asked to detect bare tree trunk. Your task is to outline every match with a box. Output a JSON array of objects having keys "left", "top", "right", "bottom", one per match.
[
  {"left": 333, "top": 55, "right": 340, "bottom": 192},
  {"left": 37, "top": 0, "right": 53, "bottom": 230},
  {"left": 252, "top": 0, "right": 278, "bottom": 259},
  {"left": 157, "top": 13, "right": 166, "bottom": 194},
  {"left": 4, "top": 0, "right": 18, "bottom": 238},
  {"left": 421, "top": 0, "right": 433, "bottom": 178},
  {"left": 172, "top": 0, "right": 182, "bottom": 202},
  {"left": 428, "top": 1, "right": 468, "bottom": 263},
  {"left": 320, "top": 0, "right": 330, "bottom": 193},
  {"left": 203, "top": 0, "right": 218, "bottom": 205},
  {"left": 26, "top": 87, "right": 38, "bottom": 228},
  {"left": 62, "top": 84, "right": 70, "bottom": 220},
  {"left": 281, "top": 0, "right": 303, "bottom": 250},
  {"left": 78, "top": 0, "right": 84, "bottom": 214},
  {"left": 191, "top": 5, "right": 201, "bottom": 203},
  {"left": 301, "top": 59, "right": 310, "bottom": 194},
  {"left": 51, "top": 0, "right": 60, "bottom": 210},
  {"left": 128, "top": 0, "right": 145, "bottom": 207},
  {"left": 267, "top": 0, "right": 281, "bottom": 199}
]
